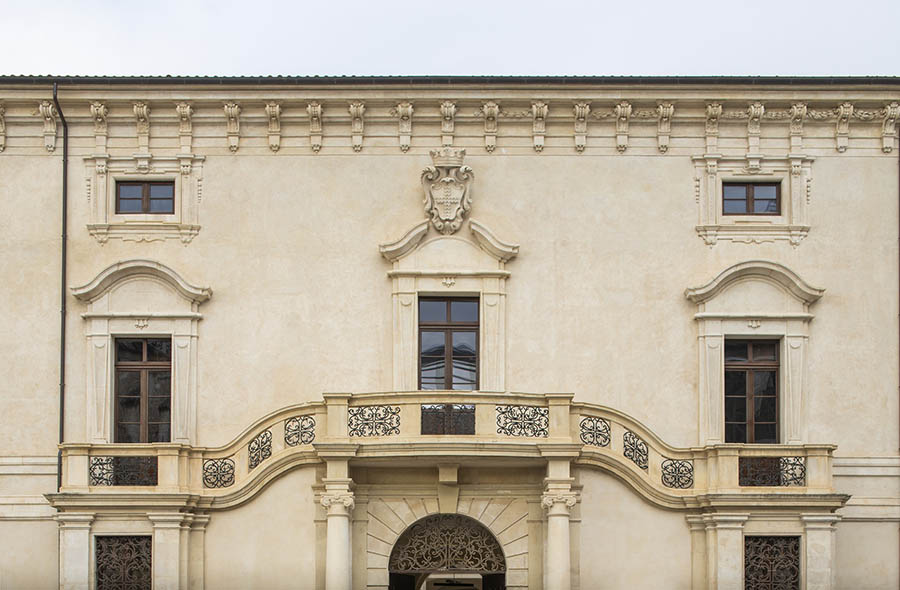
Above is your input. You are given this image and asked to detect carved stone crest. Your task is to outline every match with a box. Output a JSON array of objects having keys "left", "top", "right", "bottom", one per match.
[{"left": 421, "top": 148, "right": 473, "bottom": 235}]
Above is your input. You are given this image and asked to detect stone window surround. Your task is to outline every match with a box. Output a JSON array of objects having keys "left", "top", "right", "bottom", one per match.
[
  {"left": 72, "top": 260, "right": 212, "bottom": 445},
  {"left": 685, "top": 261, "right": 824, "bottom": 445},
  {"left": 83, "top": 153, "right": 204, "bottom": 244},
  {"left": 693, "top": 154, "right": 814, "bottom": 246}
]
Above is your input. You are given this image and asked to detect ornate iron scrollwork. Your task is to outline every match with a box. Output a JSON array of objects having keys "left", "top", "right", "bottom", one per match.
[
  {"left": 661, "top": 458, "right": 694, "bottom": 489},
  {"left": 744, "top": 535, "right": 800, "bottom": 590},
  {"left": 248, "top": 429, "right": 272, "bottom": 470},
  {"left": 95, "top": 535, "right": 152, "bottom": 590},
  {"left": 496, "top": 405, "right": 549, "bottom": 438},
  {"left": 348, "top": 405, "right": 401, "bottom": 437},
  {"left": 421, "top": 404, "right": 475, "bottom": 435},
  {"left": 739, "top": 457, "right": 806, "bottom": 486},
  {"left": 89, "top": 456, "right": 158, "bottom": 486},
  {"left": 579, "top": 416, "right": 611, "bottom": 447},
  {"left": 389, "top": 514, "right": 506, "bottom": 574},
  {"left": 284, "top": 415, "right": 316, "bottom": 446},
  {"left": 203, "top": 458, "right": 235, "bottom": 488},
  {"left": 623, "top": 430, "right": 648, "bottom": 470}
]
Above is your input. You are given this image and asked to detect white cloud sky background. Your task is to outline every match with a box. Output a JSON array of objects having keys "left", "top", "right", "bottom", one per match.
[{"left": 2, "top": 0, "right": 898, "bottom": 77}]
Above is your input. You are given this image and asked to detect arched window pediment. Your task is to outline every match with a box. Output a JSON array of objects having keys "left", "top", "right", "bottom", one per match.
[
  {"left": 685, "top": 260, "right": 824, "bottom": 311},
  {"left": 71, "top": 259, "right": 212, "bottom": 305}
]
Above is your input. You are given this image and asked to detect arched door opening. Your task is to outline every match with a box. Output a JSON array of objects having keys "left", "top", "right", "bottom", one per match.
[{"left": 387, "top": 514, "right": 506, "bottom": 590}]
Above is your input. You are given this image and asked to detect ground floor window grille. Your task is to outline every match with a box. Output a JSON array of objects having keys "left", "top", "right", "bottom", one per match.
[
  {"left": 95, "top": 535, "right": 152, "bottom": 590},
  {"left": 744, "top": 535, "right": 800, "bottom": 590}
]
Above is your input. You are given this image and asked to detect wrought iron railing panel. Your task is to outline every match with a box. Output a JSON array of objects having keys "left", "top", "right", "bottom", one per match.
[
  {"left": 496, "top": 405, "right": 549, "bottom": 438},
  {"left": 89, "top": 456, "right": 158, "bottom": 486},
  {"left": 389, "top": 514, "right": 506, "bottom": 574},
  {"left": 421, "top": 404, "right": 475, "bottom": 435},
  {"left": 623, "top": 430, "right": 649, "bottom": 470},
  {"left": 744, "top": 535, "right": 800, "bottom": 590},
  {"left": 579, "top": 416, "right": 611, "bottom": 447},
  {"left": 661, "top": 458, "right": 694, "bottom": 489},
  {"left": 203, "top": 458, "right": 235, "bottom": 488},
  {"left": 284, "top": 415, "right": 316, "bottom": 446},
  {"left": 348, "top": 405, "right": 401, "bottom": 437},
  {"left": 248, "top": 429, "right": 272, "bottom": 470},
  {"left": 95, "top": 535, "right": 152, "bottom": 590},
  {"left": 739, "top": 457, "right": 806, "bottom": 486}
]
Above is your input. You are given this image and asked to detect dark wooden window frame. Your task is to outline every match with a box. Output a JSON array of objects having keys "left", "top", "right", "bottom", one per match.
[
  {"left": 722, "top": 182, "right": 781, "bottom": 216},
  {"left": 116, "top": 181, "right": 176, "bottom": 214},
  {"left": 725, "top": 339, "right": 779, "bottom": 444},
  {"left": 114, "top": 338, "right": 171, "bottom": 443},
  {"left": 418, "top": 297, "right": 479, "bottom": 391}
]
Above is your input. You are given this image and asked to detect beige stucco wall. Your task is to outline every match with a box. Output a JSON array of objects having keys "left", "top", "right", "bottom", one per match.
[{"left": 0, "top": 520, "right": 58, "bottom": 589}]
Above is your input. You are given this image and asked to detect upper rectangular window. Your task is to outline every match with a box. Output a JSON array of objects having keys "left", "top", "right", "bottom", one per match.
[
  {"left": 722, "top": 182, "right": 780, "bottom": 215},
  {"left": 116, "top": 181, "right": 175, "bottom": 214},
  {"left": 419, "top": 298, "right": 478, "bottom": 390},
  {"left": 114, "top": 338, "right": 171, "bottom": 443},
  {"left": 724, "top": 340, "right": 779, "bottom": 443}
]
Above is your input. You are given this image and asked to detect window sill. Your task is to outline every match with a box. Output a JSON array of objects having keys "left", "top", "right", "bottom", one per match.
[
  {"left": 88, "top": 223, "right": 201, "bottom": 244},
  {"left": 696, "top": 223, "right": 809, "bottom": 246}
]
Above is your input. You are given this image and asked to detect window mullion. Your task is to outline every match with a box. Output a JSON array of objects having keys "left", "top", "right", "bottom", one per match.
[
  {"left": 140, "top": 369, "right": 149, "bottom": 443},
  {"left": 445, "top": 329, "right": 452, "bottom": 390},
  {"left": 746, "top": 369, "right": 755, "bottom": 443}
]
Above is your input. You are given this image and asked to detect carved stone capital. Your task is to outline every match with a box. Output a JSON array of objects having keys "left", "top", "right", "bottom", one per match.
[
  {"left": 541, "top": 491, "right": 578, "bottom": 510},
  {"left": 422, "top": 148, "right": 473, "bottom": 235},
  {"left": 321, "top": 492, "right": 355, "bottom": 512}
]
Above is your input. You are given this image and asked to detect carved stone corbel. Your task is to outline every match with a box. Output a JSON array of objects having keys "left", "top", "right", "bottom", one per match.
[
  {"left": 349, "top": 101, "right": 365, "bottom": 152},
  {"left": 440, "top": 100, "right": 456, "bottom": 146},
  {"left": 265, "top": 102, "right": 282, "bottom": 152},
  {"left": 39, "top": 100, "right": 58, "bottom": 152},
  {"left": 656, "top": 102, "right": 674, "bottom": 153},
  {"left": 482, "top": 102, "right": 499, "bottom": 153},
  {"left": 90, "top": 102, "right": 108, "bottom": 152},
  {"left": 835, "top": 102, "right": 853, "bottom": 152},
  {"left": 133, "top": 102, "right": 151, "bottom": 153},
  {"left": 307, "top": 102, "right": 323, "bottom": 153},
  {"left": 882, "top": 102, "right": 899, "bottom": 153},
  {"left": 421, "top": 148, "right": 473, "bottom": 235},
  {"left": 532, "top": 101, "right": 548, "bottom": 152},
  {"left": 615, "top": 101, "right": 632, "bottom": 153},
  {"left": 0, "top": 103, "right": 6, "bottom": 153},
  {"left": 175, "top": 102, "right": 193, "bottom": 153},
  {"left": 747, "top": 102, "right": 764, "bottom": 170},
  {"left": 573, "top": 102, "right": 590, "bottom": 153},
  {"left": 224, "top": 102, "right": 241, "bottom": 153},
  {"left": 396, "top": 102, "right": 413, "bottom": 152},
  {"left": 705, "top": 103, "right": 722, "bottom": 153},
  {"left": 790, "top": 102, "right": 807, "bottom": 152}
]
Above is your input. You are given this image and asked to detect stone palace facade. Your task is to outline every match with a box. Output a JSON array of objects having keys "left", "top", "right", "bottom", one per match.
[{"left": 0, "top": 75, "right": 898, "bottom": 589}]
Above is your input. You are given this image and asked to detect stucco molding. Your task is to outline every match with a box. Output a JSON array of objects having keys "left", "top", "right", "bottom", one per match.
[
  {"left": 684, "top": 260, "right": 824, "bottom": 306},
  {"left": 469, "top": 219, "right": 519, "bottom": 263},
  {"left": 72, "top": 259, "right": 212, "bottom": 304}
]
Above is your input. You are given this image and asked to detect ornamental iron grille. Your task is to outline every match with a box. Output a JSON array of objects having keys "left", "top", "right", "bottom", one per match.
[
  {"left": 203, "top": 458, "right": 235, "bottom": 488},
  {"left": 739, "top": 457, "right": 806, "bottom": 486},
  {"left": 496, "top": 405, "right": 549, "bottom": 438},
  {"left": 89, "top": 456, "right": 158, "bottom": 486},
  {"left": 623, "top": 430, "right": 649, "bottom": 470},
  {"left": 744, "top": 536, "right": 800, "bottom": 590},
  {"left": 389, "top": 514, "right": 506, "bottom": 574},
  {"left": 421, "top": 404, "right": 476, "bottom": 435},
  {"left": 248, "top": 429, "right": 272, "bottom": 470},
  {"left": 284, "top": 415, "right": 316, "bottom": 446},
  {"left": 348, "top": 405, "right": 401, "bottom": 437},
  {"left": 661, "top": 458, "right": 694, "bottom": 489},
  {"left": 580, "top": 416, "right": 611, "bottom": 447},
  {"left": 95, "top": 535, "right": 152, "bottom": 590}
]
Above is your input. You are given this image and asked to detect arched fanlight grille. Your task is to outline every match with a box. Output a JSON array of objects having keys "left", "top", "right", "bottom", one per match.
[{"left": 388, "top": 514, "right": 505, "bottom": 574}]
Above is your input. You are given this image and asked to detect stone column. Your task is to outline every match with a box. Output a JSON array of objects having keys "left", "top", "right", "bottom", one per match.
[
  {"left": 803, "top": 514, "right": 840, "bottom": 590},
  {"left": 322, "top": 480, "right": 355, "bottom": 590},
  {"left": 149, "top": 513, "right": 185, "bottom": 590},
  {"left": 703, "top": 514, "right": 748, "bottom": 590},
  {"left": 58, "top": 513, "right": 94, "bottom": 590},
  {"left": 541, "top": 491, "right": 577, "bottom": 590}
]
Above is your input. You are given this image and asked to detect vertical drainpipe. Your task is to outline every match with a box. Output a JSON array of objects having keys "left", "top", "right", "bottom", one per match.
[{"left": 52, "top": 83, "right": 67, "bottom": 492}]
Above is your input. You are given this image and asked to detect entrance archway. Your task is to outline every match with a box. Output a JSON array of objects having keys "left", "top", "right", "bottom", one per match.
[{"left": 388, "top": 514, "right": 506, "bottom": 590}]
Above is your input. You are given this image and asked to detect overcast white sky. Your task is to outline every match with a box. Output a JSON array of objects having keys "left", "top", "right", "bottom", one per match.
[{"left": 2, "top": 0, "right": 898, "bottom": 77}]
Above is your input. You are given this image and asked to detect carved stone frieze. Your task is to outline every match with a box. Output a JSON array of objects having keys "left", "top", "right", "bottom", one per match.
[
  {"left": 835, "top": 102, "right": 853, "bottom": 152},
  {"left": 882, "top": 102, "right": 899, "bottom": 153},
  {"left": 0, "top": 103, "right": 5, "bottom": 152},
  {"left": 224, "top": 102, "right": 241, "bottom": 152},
  {"left": 440, "top": 100, "right": 456, "bottom": 146},
  {"left": 307, "top": 102, "right": 323, "bottom": 152},
  {"left": 705, "top": 103, "right": 722, "bottom": 153},
  {"left": 39, "top": 100, "right": 58, "bottom": 152},
  {"left": 615, "top": 101, "right": 632, "bottom": 152},
  {"left": 349, "top": 101, "right": 365, "bottom": 152},
  {"left": 396, "top": 101, "right": 413, "bottom": 152},
  {"left": 532, "top": 101, "right": 548, "bottom": 152},
  {"left": 657, "top": 102, "right": 674, "bottom": 153},
  {"left": 482, "top": 101, "right": 499, "bottom": 153},
  {"left": 574, "top": 102, "right": 590, "bottom": 152},
  {"left": 422, "top": 148, "right": 473, "bottom": 235},
  {"left": 265, "top": 102, "right": 281, "bottom": 152}
]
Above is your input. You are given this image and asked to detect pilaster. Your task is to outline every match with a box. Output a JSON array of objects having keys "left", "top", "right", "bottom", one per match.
[
  {"left": 58, "top": 513, "right": 94, "bottom": 590},
  {"left": 149, "top": 512, "right": 186, "bottom": 590},
  {"left": 802, "top": 514, "right": 840, "bottom": 590}
]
